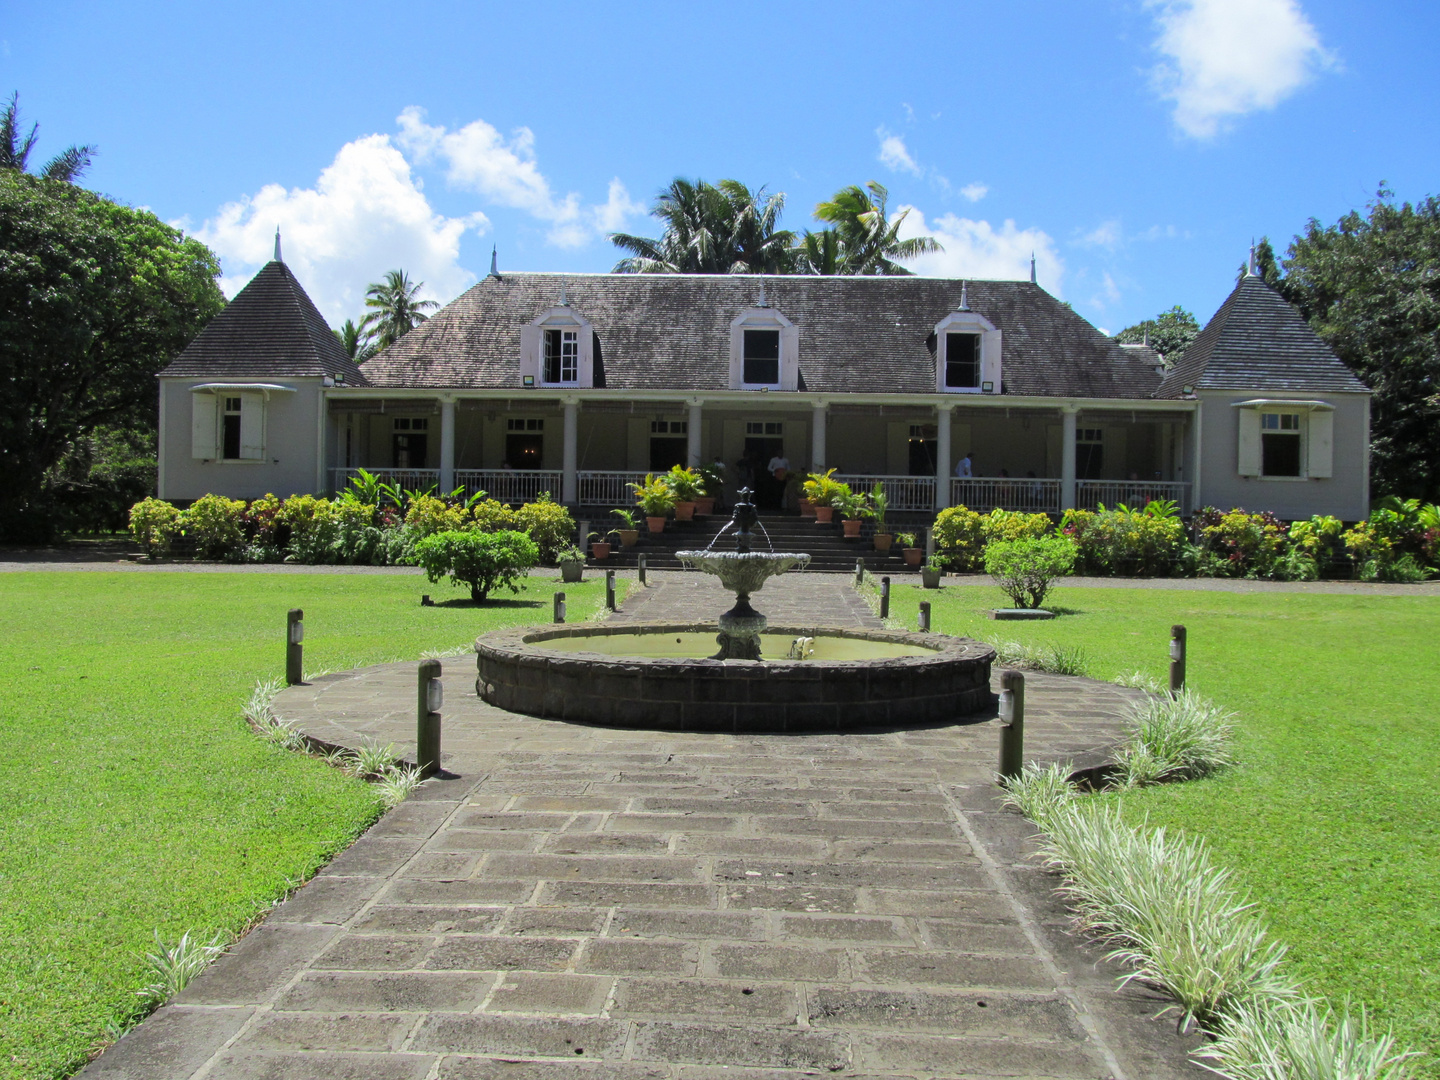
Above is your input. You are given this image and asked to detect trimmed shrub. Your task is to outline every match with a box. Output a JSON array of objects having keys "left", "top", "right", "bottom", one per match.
[
  {"left": 180, "top": 494, "right": 246, "bottom": 560},
  {"left": 932, "top": 505, "right": 987, "bottom": 571},
  {"left": 415, "top": 529, "right": 539, "bottom": 603},
  {"left": 514, "top": 493, "right": 575, "bottom": 563},
  {"left": 981, "top": 508, "right": 1053, "bottom": 544},
  {"left": 404, "top": 494, "right": 468, "bottom": 537},
  {"left": 1063, "top": 506, "right": 1184, "bottom": 577},
  {"left": 128, "top": 497, "right": 181, "bottom": 557},
  {"left": 984, "top": 535, "right": 1077, "bottom": 609},
  {"left": 470, "top": 498, "right": 520, "bottom": 533},
  {"left": 1191, "top": 507, "right": 1289, "bottom": 579}
]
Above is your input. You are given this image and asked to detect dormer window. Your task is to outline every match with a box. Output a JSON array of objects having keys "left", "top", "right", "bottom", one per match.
[
  {"left": 521, "top": 306, "right": 594, "bottom": 387},
  {"left": 730, "top": 307, "right": 798, "bottom": 390},
  {"left": 544, "top": 328, "right": 579, "bottom": 384},
  {"left": 934, "top": 309, "right": 1001, "bottom": 394},
  {"left": 743, "top": 329, "right": 780, "bottom": 385}
]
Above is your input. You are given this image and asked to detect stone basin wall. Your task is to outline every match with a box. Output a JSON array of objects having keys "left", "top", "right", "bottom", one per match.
[{"left": 475, "top": 623, "right": 995, "bottom": 733}]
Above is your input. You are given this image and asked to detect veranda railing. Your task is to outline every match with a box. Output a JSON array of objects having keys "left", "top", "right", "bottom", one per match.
[
  {"left": 833, "top": 474, "right": 936, "bottom": 512},
  {"left": 950, "top": 477, "right": 1062, "bottom": 514},
  {"left": 1077, "top": 480, "right": 1191, "bottom": 514}
]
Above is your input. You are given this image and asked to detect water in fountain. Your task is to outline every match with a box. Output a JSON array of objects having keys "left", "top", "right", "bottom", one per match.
[{"left": 676, "top": 488, "right": 810, "bottom": 660}]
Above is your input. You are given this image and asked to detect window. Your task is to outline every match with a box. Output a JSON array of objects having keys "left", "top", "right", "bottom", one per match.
[
  {"left": 1076, "top": 427, "right": 1103, "bottom": 480},
  {"left": 743, "top": 329, "right": 780, "bottom": 385},
  {"left": 746, "top": 421, "right": 783, "bottom": 436},
  {"left": 507, "top": 418, "right": 544, "bottom": 432},
  {"left": 944, "top": 333, "right": 980, "bottom": 389},
  {"left": 650, "top": 419, "right": 688, "bottom": 434},
  {"left": 393, "top": 417, "right": 429, "bottom": 431},
  {"left": 543, "top": 328, "right": 579, "bottom": 384},
  {"left": 221, "top": 397, "right": 242, "bottom": 459},
  {"left": 1261, "top": 412, "right": 1302, "bottom": 477}
]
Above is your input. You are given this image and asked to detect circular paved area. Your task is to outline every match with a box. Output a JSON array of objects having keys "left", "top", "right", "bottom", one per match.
[{"left": 81, "top": 577, "right": 1209, "bottom": 1080}]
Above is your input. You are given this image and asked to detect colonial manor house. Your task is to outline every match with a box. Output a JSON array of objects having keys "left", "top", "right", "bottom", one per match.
[{"left": 158, "top": 251, "right": 1372, "bottom": 521}]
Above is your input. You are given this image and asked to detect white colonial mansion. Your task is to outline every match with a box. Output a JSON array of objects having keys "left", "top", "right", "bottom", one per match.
[{"left": 158, "top": 251, "right": 1371, "bottom": 521}]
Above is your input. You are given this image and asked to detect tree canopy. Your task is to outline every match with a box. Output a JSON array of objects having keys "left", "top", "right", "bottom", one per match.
[
  {"left": 1114, "top": 305, "right": 1199, "bottom": 365},
  {"left": 1272, "top": 190, "right": 1440, "bottom": 502},
  {"left": 0, "top": 171, "right": 224, "bottom": 539},
  {"left": 808, "top": 181, "right": 941, "bottom": 275},
  {"left": 1, "top": 93, "right": 95, "bottom": 183},
  {"left": 361, "top": 269, "right": 438, "bottom": 349}
]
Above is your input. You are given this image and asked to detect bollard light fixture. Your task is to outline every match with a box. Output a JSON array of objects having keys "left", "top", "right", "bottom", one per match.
[
  {"left": 427, "top": 677, "right": 444, "bottom": 713},
  {"left": 1169, "top": 637, "right": 1182, "bottom": 661},
  {"left": 998, "top": 689, "right": 1014, "bottom": 724},
  {"left": 288, "top": 619, "right": 304, "bottom": 645}
]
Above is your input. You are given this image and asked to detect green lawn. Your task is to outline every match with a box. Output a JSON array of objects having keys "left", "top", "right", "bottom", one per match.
[
  {"left": 0, "top": 569, "right": 608, "bottom": 1080},
  {"left": 892, "top": 580, "right": 1440, "bottom": 1071}
]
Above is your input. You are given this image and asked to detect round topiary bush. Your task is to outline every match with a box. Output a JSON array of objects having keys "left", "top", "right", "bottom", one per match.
[
  {"left": 414, "top": 529, "right": 540, "bottom": 603},
  {"left": 984, "top": 535, "right": 1077, "bottom": 610}
]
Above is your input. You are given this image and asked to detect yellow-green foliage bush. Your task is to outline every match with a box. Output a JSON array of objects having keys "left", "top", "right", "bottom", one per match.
[
  {"left": 470, "top": 498, "right": 519, "bottom": 533},
  {"left": 128, "top": 497, "right": 181, "bottom": 557},
  {"left": 180, "top": 494, "right": 246, "bottom": 560},
  {"left": 275, "top": 494, "right": 330, "bottom": 543},
  {"left": 515, "top": 492, "right": 576, "bottom": 563},
  {"left": 982, "top": 509, "right": 1053, "bottom": 544},
  {"left": 1194, "top": 508, "right": 1287, "bottom": 578},
  {"left": 1063, "top": 506, "right": 1184, "bottom": 577},
  {"left": 405, "top": 494, "right": 468, "bottom": 537},
  {"left": 932, "top": 505, "right": 987, "bottom": 571}
]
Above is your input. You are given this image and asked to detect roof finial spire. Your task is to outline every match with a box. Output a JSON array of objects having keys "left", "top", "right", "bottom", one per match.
[
  {"left": 1030, "top": 252, "right": 1037, "bottom": 284},
  {"left": 756, "top": 278, "right": 769, "bottom": 307},
  {"left": 488, "top": 245, "right": 499, "bottom": 279},
  {"left": 559, "top": 277, "right": 568, "bottom": 306},
  {"left": 274, "top": 227, "right": 282, "bottom": 264},
  {"left": 1248, "top": 239, "right": 1257, "bottom": 277},
  {"left": 958, "top": 280, "right": 971, "bottom": 312}
]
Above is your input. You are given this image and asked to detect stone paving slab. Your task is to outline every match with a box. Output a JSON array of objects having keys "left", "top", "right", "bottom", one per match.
[{"left": 81, "top": 577, "right": 1209, "bottom": 1079}]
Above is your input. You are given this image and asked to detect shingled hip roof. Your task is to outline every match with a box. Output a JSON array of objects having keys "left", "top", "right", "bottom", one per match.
[
  {"left": 161, "top": 261, "right": 369, "bottom": 384},
  {"left": 1156, "top": 275, "right": 1369, "bottom": 398}
]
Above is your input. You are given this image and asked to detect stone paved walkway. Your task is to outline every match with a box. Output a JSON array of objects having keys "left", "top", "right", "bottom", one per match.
[{"left": 81, "top": 578, "right": 1207, "bottom": 1080}]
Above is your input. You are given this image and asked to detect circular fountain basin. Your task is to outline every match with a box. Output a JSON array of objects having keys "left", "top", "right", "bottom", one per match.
[{"left": 475, "top": 623, "right": 995, "bottom": 733}]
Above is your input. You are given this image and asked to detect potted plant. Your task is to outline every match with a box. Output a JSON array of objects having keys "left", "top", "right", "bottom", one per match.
[
  {"left": 867, "top": 483, "right": 893, "bottom": 551},
  {"left": 896, "top": 531, "right": 923, "bottom": 567},
  {"left": 694, "top": 465, "right": 721, "bottom": 516},
  {"left": 798, "top": 496, "right": 816, "bottom": 518},
  {"left": 665, "top": 464, "right": 703, "bottom": 521},
  {"left": 802, "top": 469, "right": 841, "bottom": 524},
  {"left": 588, "top": 531, "right": 613, "bottom": 560},
  {"left": 611, "top": 508, "right": 640, "bottom": 547},
  {"left": 556, "top": 544, "right": 585, "bottom": 582},
  {"left": 836, "top": 487, "right": 868, "bottom": 538},
  {"left": 921, "top": 554, "right": 944, "bottom": 589},
  {"left": 629, "top": 474, "right": 675, "bottom": 533}
]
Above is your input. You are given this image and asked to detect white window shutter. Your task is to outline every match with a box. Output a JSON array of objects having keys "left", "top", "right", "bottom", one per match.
[
  {"left": 191, "top": 394, "right": 218, "bottom": 458},
  {"left": 981, "top": 329, "right": 1002, "bottom": 391},
  {"left": 239, "top": 395, "right": 265, "bottom": 460},
  {"left": 519, "top": 325, "right": 541, "bottom": 383},
  {"left": 1308, "top": 410, "right": 1333, "bottom": 477},
  {"left": 1237, "top": 409, "right": 1261, "bottom": 476}
]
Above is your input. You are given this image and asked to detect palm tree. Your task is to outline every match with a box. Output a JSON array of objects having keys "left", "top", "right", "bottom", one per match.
[
  {"left": 334, "top": 318, "right": 377, "bottom": 362},
  {"left": 792, "top": 229, "right": 843, "bottom": 275},
  {"left": 360, "top": 270, "right": 439, "bottom": 350},
  {"left": 811, "top": 181, "right": 942, "bottom": 275},
  {"left": 1, "top": 93, "right": 95, "bottom": 182},
  {"left": 610, "top": 178, "right": 795, "bottom": 274}
]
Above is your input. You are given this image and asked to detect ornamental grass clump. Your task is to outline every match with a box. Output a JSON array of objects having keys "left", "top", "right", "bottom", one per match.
[
  {"left": 999, "top": 761, "right": 1078, "bottom": 827},
  {"left": 1113, "top": 689, "right": 1235, "bottom": 788},
  {"left": 1196, "top": 998, "right": 1423, "bottom": 1080},
  {"left": 136, "top": 930, "right": 228, "bottom": 1009}
]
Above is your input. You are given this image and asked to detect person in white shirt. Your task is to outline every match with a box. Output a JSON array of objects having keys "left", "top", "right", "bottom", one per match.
[
  {"left": 953, "top": 451, "right": 973, "bottom": 478},
  {"left": 767, "top": 454, "right": 791, "bottom": 509}
]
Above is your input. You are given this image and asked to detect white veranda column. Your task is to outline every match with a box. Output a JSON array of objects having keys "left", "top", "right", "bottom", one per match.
[
  {"left": 934, "top": 404, "right": 953, "bottom": 512},
  {"left": 687, "top": 399, "right": 703, "bottom": 468},
  {"left": 439, "top": 397, "right": 456, "bottom": 492},
  {"left": 562, "top": 399, "right": 579, "bottom": 504},
  {"left": 811, "top": 401, "right": 827, "bottom": 472},
  {"left": 1061, "top": 405, "right": 1078, "bottom": 511}
]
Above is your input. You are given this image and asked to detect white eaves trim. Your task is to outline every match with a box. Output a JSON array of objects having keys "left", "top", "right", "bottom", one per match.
[
  {"left": 1230, "top": 398, "right": 1334, "bottom": 411},
  {"left": 189, "top": 382, "right": 297, "bottom": 397}
]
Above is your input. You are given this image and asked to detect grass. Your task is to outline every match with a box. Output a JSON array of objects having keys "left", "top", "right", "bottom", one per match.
[
  {"left": 905, "top": 580, "right": 1440, "bottom": 1073},
  {"left": 0, "top": 569, "right": 609, "bottom": 1080}
]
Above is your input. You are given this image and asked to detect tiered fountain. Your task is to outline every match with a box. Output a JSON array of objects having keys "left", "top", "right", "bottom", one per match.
[{"left": 474, "top": 490, "right": 994, "bottom": 732}]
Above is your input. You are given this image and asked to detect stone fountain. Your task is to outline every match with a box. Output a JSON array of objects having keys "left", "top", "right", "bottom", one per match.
[{"left": 675, "top": 488, "right": 809, "bottom": 660}]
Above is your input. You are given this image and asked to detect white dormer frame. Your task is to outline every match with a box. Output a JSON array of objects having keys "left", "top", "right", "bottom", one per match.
[
  {"left": 730, "top": 308, "right": 799, "bottom": 391},
  {"left": 520, "top": 306, "right": 595, "bottom": 388},
  {"left": 934, "top": 310, "right": 1002, "bottom": 394}
]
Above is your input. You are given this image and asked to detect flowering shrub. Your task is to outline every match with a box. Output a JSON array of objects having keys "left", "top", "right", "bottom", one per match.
[
  {"left": 405, "top": 494, "right": 468, "bottom": 537},
  {"left": 514, "top": 492, "right": 576, "bottom": 563},
  {"left": 180, "top": 494, "right": 247, "bottom": 560},
  {"left": 932, "top": 506, "right": 986, "bottom": 571},
  {"left": 981, "top": 509, "right": 1053, "bottom": 545},
  {"left": 1191, "top": 507, "right": 1288, "bottom": 578},
  {"left": 128, "top": 497, "right": 181, "bottom": 557},
  {"left": 470, "top": 498, "right": 520, "bottom": 533},
  {"left": 1062, "top": 505, "right": 1183, "bottom": 577}
]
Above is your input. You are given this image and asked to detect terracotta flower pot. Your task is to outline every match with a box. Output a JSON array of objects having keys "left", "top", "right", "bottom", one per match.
[
  {"left": 646, "top": 516, "right": 667, "bottom": 534},
  {"left": 842, "top": 518, "right": 862, "bottom": 537},
  {"left": 695, "top": 497, "right": 716, "bottom": 516},
  {"left": 674, "top": 501, "right": 696, "bottom": 522},
  {"left": 590, "top": 541, "right": 612, "bottom": 560},
  {"left": 814, "top": 506, "right": 835, "bottom": 524},
  {"left": 873, "top": 533, "right": 893, "bottom": 551},
  {"left": 902, "top": 547, "right": 923, "bottom": 567},
  {"left": 799, "top": 498, "right": 816, "bottom": 518},
  {"left": 617, "top": 529, "right": 639, "bottom": 547}
]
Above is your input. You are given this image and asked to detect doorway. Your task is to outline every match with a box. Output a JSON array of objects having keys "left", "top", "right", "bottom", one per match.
[
  {"left": 649, "top": 438, "right": 687, "bottom": 472},
  {"left": 506, "top": 433, "right": 543, "bottom": 468},
  {"left": 908, "top": 424, "right": 938, "bottom": 476},
  {"left": 743, "top": 435, "right": 786, "bottom": 509}
]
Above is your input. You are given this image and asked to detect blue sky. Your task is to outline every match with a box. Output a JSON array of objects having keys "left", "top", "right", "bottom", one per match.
[{"left": 5, "top": 1, "right": 1437, "bottom": 334}]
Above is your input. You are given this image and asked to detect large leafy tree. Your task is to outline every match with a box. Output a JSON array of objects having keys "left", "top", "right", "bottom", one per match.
[
  {"left": 610, "top": 178, "right": 794, "bottom": 274},
  {"left": 1273, "top": 190, "right": 1440, "bottom": 501},
  {"left": 810, "top": 181, "right": 942, "bottom": 275},
  {"left": 361, "top": 269, "right": 438, "bottom": 350},
  {"left": 1114, "top": 305, "right": 1199, "bottom": 366},
  {"left": 0, "top": 172, "right": 224, "bottom": 539},
  {"left": 1, "top": 92, "right": 95, "bottom": 182}
]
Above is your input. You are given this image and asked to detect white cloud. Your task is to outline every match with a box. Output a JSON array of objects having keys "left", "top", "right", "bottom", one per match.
[
  {"left": 1078, "top": 219, "right": 1123, "bottom": 249},
  {"left": 191, "top": 133, "right": 485, "bottom": 324},
  {"left": 895, "top": 207, "right": 1063, "bottom": 295},
  {"left": 1146, "top": 0, "right": 1336, "bottom": 138},
  {"left": 1092, "top": 272, "right": 1123, "bottom": 309},
  {"left": 958, "top": 183, "right": 988, "bottom": 203},
  {"left": 876, "top": 128, "right": 922, "bottom": 175},
  {"left": 397, "top": 107, "right": 640, "bottom": 247}
]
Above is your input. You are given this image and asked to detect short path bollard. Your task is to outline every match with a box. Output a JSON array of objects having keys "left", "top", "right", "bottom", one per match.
[
  {"left": 637, "top": 555, "right": 647, "bottom": 587},
  {"left": 286, "top": 608, "right": 304, "bottom": 686},
  {"left": 998, "top": 669, "right": 1025, "bottom": 780},
  {"left": 879, "top": 576, "right": 891, "bottom": 620},
  {"left": 417, "top": 659, "right": 442, "bottom": 778},
  {"left": 554, "top": 591, "right": 566, "bottom": 624},
  {"left": 855, "top": 558, "right": 864, "bottom": 586},
  {"left": 606, "top": 569, "right": 617, "bottom": 611},
  {"left": 918, "top": 601, "right": 931, "bottom": 632},
  {"left": 1169, "top": 624, "right": 1187, "bottom": 695}
]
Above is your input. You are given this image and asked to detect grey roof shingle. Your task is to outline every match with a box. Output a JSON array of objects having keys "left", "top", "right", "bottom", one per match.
[
  {"left": 161, "top": 261, "right": 368, "bottom": 383},
  {"left": 1157, "top": 275, "right": 1369, "bottom": 397},
  {"left": 360, "top": 273, "right": 1164, "bottom": 399}
]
